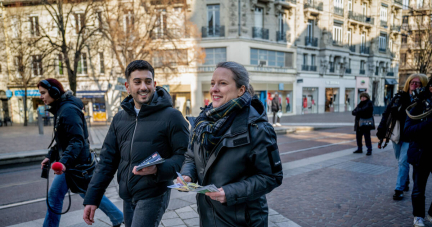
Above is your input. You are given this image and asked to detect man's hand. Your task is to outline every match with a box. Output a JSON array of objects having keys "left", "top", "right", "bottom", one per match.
[
  {"left": 41, "top": 158, "right": 50, "bottom": 169},
  {"left": 205, "top": 188, "right": 227, "bottom": 203},
  {"left": 83, "top": 205, "right": 97, "bottom": 225},
  {"left": 53, "top": 163, "right": 66, "bottom": 175},
  {"left": 132, "top": 165, "right": 157, "bottom": 175}
]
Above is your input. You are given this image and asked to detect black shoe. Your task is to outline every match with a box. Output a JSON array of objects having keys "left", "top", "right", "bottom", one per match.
[
  {"left": 393, "top": 190, "right": 404, "bottom": 200},
  {"left": 404, "top": 186, "right": 410, "bottom": 192},
  {"left": 366, "top": 151, "right": 372, "bottom": 156},
  {"left": 353, "top": 150, "right": 363, "bottom": 153}
]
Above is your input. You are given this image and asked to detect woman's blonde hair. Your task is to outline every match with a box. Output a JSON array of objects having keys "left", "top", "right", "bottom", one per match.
[{"left": 403, "top": 73, "right": 428, "bottom": 92}]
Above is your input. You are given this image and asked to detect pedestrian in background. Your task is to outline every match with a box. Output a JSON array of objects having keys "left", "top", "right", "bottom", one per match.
[
  {"left": 377, "top": 74, "right": 427, "bottom": 201},
  {"left": 38, "top": 79, "right": 123, "bottom": 227},
  {"left": 83, "top": 60, "right": 189, "bottom": 227},
  {"left": 179, "top": 61, "right": 283, "bottom": 227},
  {"left": 404, "top": 77, "right": 432, "bottom": 227},
  {"left": 352, "top": 92, "right": 375, "bottom": 155},
  {"left": 272, "top": 92, "right": 281, "bottom": 126}
]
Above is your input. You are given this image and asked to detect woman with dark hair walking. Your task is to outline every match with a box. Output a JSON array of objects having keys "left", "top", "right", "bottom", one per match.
[
  {"left": 352, "top": 92, "right": 375, "bottom": 155},
  {"left": 179, "top": 62, "right": 283, "bottom": 226},
  {"left": 38, "top": 78, "right": 123, "bottom": 227}
]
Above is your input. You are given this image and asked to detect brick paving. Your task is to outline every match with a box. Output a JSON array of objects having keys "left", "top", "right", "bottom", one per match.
[{"left": 269, "top": 147, "right": 432, "bottom": 227}]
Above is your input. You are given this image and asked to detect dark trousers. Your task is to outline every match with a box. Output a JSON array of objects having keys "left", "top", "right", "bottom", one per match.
[
  {"left": 412, "top": 164, "right": 432, "bottom": 218},
  {"left": 356, "top": 129, "right": 372, "bottom": 151},
  {"left": 272, "top": 112, "right": 280, "bottom": 124}
]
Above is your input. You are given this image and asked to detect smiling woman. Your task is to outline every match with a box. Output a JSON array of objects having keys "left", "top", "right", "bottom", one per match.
[{"left": 179, "top": 61, "right": 283, "bottom": 227}]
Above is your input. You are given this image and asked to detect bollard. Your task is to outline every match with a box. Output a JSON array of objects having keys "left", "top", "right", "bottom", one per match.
[{"left": 38, "top": 111, "right": 44, "bottom": 135}]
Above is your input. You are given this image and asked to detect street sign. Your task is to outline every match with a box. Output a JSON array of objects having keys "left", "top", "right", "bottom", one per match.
[
  {"left": 117, "top": 77, "right": 127, "bottom": 84},
  {"left": 278, "top": 83, "right": 284, "bottom": 90},
  {"left": 115, "top": 85, "right": 127, "bottom": 92}
]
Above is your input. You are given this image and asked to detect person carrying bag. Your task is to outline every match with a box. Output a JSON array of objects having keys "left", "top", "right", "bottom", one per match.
[
  {"left": 38, "top": 78, "right": 123, "bottom": 227},
  {"left": 352, "top": 92, "right": 375, "bottom": 155}
]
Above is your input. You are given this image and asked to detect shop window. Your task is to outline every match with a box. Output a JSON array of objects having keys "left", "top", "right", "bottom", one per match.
[
  {"left": 204, "top": 48, "right": 226, "bottom": 65},
  {"left": 302, "top": 87, "right": 318, "bottom": 114}
]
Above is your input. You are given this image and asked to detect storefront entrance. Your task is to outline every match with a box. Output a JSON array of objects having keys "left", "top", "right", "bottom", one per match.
[{"left": 302, "top": 87, "right": 318, "bottom": 114}]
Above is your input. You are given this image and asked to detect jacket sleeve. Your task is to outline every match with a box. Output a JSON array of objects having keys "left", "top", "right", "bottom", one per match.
[
  {"left": 377, "top": 97, "right": 396, "bottom": 139},
  {"left": 180, "top": 146, "right": 198, "bottom": 183},
  {"left": 46, "top": 145, "right": 59, "bottom": 163},
  {"left": 155, "top": 110, "right": 189, "bottom": 182},
  {"left": 58, "top": 108, "right": 86, "bottom": 169},
  {"left": 404, "top": 105, "right": 432, "bottom": 140},
  {"left": 222, "top": 122, "right": 283, "bottom": 206},
  {"left": 83, "top": 118, "right": 121, "bottom": 207}
]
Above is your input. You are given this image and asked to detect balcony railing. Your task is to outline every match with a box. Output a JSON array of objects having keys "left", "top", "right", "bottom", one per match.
[
  {"left": 334, "top": 7, "right": 344, "bottom": 16},
  {"left": 332, "top": 39, "right": 343, "bottom": 46},
  {"left": 151, "top": 28, "right": 188, "bottom": 39},
  {"left": 349, "top": 45, "right": 356, "bottom": 52},
  {"left": 346, "top": 68, "right": 352, "bottom": 74},
  {"left": 360, "top": 69, "right": 366, "bottom": 74},
  {"left": 150, "top": 0, "right": 185, "bottom": 5},
  {"left": 329, "top": 67, "right": 335, "bottom": 73},
  {"left": 301, "top": 65, "right": 309, "bottom": 71},
  {"left": 394, "top": 0, "right": 403, "bottom": 5},
  {"left": 379, "top": 47, "right": 386, "bottom": 52},
  {"left": 387, "top": 72, "right": 395, "bottom": 76},
  {"left": 252, "top": 27, "right": 269, "bottom": 40},
  {"left": 310, "top": 65, "right": 317, "bottom": 71},
  {"left": 380, "top": 20, "right": 388, "bottom": 27},
  {"left": 305, "top": 36, "right": 318, "bottom": 47},
  {"left": 202, "top": 25, "right": 225, "bottom": 38},
  {"left": 304, "top": 1, "right": 323, "bottom": 11},
  {"left": 348, "top": 11, "right": 375, "bottom": 25},
  {"left": 278, "top": 0, "right": 297, "bottom": 3},
  {"left": 391, "top": 25, "right": 401, "bottom": 32},
  {"left": 360, "top": 46, "right": 370, "bottom": 54},
  {"left": 276, "top": 31, "right": 287, "bottom": 42}
]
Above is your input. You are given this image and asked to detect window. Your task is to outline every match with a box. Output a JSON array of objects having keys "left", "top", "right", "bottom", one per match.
[
  {"left": 99, "top": 53, "right": 105, "bottom": 74},
  {"left": 307, "top": 20, "right": 314, "bottom": 38},
  {"left": 348, "top": 59, "right": 351, "bottom": 68},
  {"left": 334, "top": 0, "right": 343, "bottom": 9},
  {"left": 348, "top": 0, "right": 352, "bottom": 11},
  {"left": 402, "top": 34, "right": 407, "bottom": 43},
  {"left": 32, "top": 55, "right": 42, "bottom": 76},
  {"left": 400, "top": 53, "right": 406, "bottom": 65},
  {"left": 14, "top": 56, "right": 23, "bottom": 78},
  {"left": 11, "top": 17, "right": 19, "bottom": 38},
  {"left": 360, "top": 61, "right": 365, "bottom": 70},
  {"left": 207, "top": 5, "right": 220, "bottom": 35},
  {"left": 402, "top": 16, "right": 409, "bottom": 24},
  {"left": 311, "top": 55, "right": 316, "bottom": 66},
  {"left": 361, "top": 32, "right": 366, "bottom": 48},
  {"left": 278, "top": 13, "right": 288, "bottom": 34},
  {"left": 333, "top": 23, "right": 343, "bottom": 44},
  {"left": 204, "top": 48, "right": 226, "bottom": 65},
  {"left": 124, "top": 11, "right": 134, "bottom": 33},
  {"left": 380, "top": 6, "right": 388, "bottom": 22},
  {"left": 97, "top": 12, "right": 103, "bottom": 31},
  {"left": 254, "top": 7, "right": 264, "bottom": 28},
  {"left": 362, "top": 3, "right": 367, "bottom": 15},
  {"left": 417, "top": 0, "right": 423, "bottom": 8},
  {"left": 29, "top": 16, "right": 39, "bottom": 36},
  {"left": 250, "top": 48, "right": 293, "bottom": 67},
  {"left": 57, "top": 54, "right": 63, "bottom": 75},
  {"left": 303, "top": 54, "right": 308, "bottom": 65},
  {"left": 347, "top": 29, "right": 352, "bottom": 45},
  {"left": 74, "top": 13, "right": 85, "bottom": 34},
  {"left": 379, "top": 34, "right": 387, "bottom": 51},
  {"left": 403, "top": 0, "right": 410, "bottom": 9},
  {"left": 77, "top": 53, "right": 88, "bottom": 74}
]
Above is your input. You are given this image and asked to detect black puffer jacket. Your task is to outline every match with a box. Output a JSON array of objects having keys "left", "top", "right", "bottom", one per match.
[
  {"left": 377, "top": 92, "right": 411, "bottom": 142},
  {"left": 181, "top": 97, "right": 283, "bottom": 227},
  {"left": 46, "top": 91, "right": 91, "bottom": 169},
  {"left": 352, "top": 100, "right": 375, "bottom": 131},
  {"left": 271, "top": 97, "right": 279, "bottom": 112},
  {"left": 84, "top": 87, "right": 189, "bottom": 206}
]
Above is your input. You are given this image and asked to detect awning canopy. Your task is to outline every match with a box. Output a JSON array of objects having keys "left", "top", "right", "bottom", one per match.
[{"left": 385, "top": 79, "right": 398, "bottom": 85}]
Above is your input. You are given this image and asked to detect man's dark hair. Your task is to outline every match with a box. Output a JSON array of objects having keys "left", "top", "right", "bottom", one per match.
[{"left": 125, "top": 60, "right": 155, "bottom": 81}]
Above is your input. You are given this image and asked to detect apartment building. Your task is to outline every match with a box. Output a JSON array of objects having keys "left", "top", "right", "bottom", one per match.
[
  {"left": 398, "top": 0, "right": 432, "bottom": 89},
  {"left": 296, "top": 0, "right": 402, "bottom": 114}
]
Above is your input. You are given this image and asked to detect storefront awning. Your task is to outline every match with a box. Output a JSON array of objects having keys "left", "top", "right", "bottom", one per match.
[
  {"left": 385, "top": 79, "right": 398, "bottom": 85},
  {"left": 76, "top": 90, "right": 107, "bottom": 98}
]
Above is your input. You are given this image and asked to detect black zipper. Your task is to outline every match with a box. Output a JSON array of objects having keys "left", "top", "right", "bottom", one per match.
[{"left": 127, "top": 116, "right": 138, "bottom": 196}]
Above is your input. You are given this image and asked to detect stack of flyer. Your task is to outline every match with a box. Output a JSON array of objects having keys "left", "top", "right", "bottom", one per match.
[
  {"left": 136, "top": 152, "right": 165, "bottom": 171},
  {"left": 168, "top": 172, "right": 219, "bottom": 194}
]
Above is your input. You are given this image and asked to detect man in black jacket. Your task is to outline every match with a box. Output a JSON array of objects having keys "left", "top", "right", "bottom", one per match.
[
  {"left": 271, "top": 93, "right": 281, "bottom": 126},
  {"left": 83, "top": 60, "right": 189, "bottom": 227}
]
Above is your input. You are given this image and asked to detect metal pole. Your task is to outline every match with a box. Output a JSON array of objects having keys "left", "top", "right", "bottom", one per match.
[
  {"left": 38, "top": 111, "right": 43, "bottom": 135},
  {"left": 238, "top": 0, "right": 241, "bottom": 37}
]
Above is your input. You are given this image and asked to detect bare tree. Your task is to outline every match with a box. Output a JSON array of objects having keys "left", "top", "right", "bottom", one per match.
[
  {"left": 0, "top": 5, "right": 54, "bottom": 126},
  {"left": 100, "top": 0, "right": 204, "bottom": 79},
  {"left": 401, "top": 3, "right": 432, "bottom": 75},
  {"left": 35, "top": 0, "right": 104, "bottom": 94}
]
